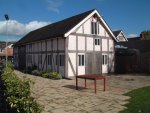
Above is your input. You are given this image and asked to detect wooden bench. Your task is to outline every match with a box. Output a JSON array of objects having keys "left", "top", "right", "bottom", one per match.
[{"left": 76, "top": 75, "right": 106, "bottom": 94}]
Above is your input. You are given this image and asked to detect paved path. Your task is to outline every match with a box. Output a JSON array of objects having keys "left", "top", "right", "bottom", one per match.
[{"left": 15, "top": 70, "right": 150, "bottom": 113}]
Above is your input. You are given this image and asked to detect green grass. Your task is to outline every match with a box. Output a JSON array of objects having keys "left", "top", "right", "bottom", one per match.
[{"left": 120, "top": 86, "right": 150, "bottom": 113}]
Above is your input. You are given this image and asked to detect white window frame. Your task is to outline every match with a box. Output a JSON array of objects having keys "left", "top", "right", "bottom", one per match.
[
  {"left": 91, "top": 21, "right": 99, "bottom": 35},
  {"left": 95, "top": 38, "right": 100, "bottom": 45},
  {"left": 102, "top": 55, "right": 108, "bottom": 65},
  {"left": 78, "top": 54, "right": 85, "bottom": 66}
]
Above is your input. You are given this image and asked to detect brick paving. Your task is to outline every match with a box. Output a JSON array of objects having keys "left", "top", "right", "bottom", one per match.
[{"left": 15, "top": 70, "right": 150, "bottom": 113}]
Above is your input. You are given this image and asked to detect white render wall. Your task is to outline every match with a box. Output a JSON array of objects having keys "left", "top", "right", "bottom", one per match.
[
  {"left": 109, "top": 39, "right": 114, "bottom": 51},
  {"left": 68, "top": 35, "right": 76, "bottom": 50},
  {"left": 78, "top": 36, "right": 85, "bottom": 50},
  {"left": 68, "top": 53, "right": 76, "bottom": 77},
  {"left": 75, "top": 16, "right": 111, "bottom": 37},
  {"left": 87, "top": 37, "right": 93, "bottom": 51},
  {"left": 102, "top": 39, "right": 108, "bottom": 51}
]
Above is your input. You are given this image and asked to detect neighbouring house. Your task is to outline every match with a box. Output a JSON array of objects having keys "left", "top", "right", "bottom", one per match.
[
  {"left": 115, "top": 35, "right": 150, "bottom": 73},
  {"left": 113, "top": 30, "right": 128, "bottom": 42},
  {"left": 0, "top": 42, "right": 14, "bottom": 62},
  {"left": 13, "top": 9, "right": 117, "bottom": 78}
]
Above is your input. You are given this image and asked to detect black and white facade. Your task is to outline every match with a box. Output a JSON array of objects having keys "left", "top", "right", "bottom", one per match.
[{"left": 14, "top": 9, "right": 117, "bottom": 77}]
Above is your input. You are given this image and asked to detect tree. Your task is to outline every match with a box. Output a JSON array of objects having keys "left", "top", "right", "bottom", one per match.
[{"left": 141, "top": 30, "right": 150, "bottom": 40}]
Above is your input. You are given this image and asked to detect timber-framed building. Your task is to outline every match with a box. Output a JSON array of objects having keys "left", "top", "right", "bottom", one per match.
[{"left": 14, "top": 9, "right": 117, "bottom": 77}]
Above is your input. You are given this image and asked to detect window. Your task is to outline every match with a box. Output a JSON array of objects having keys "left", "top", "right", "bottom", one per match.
[
  {"left": 95, "top": 38, "right": 100, "bottom": 45},
  {"left": 29, "top": 55, "right": 32, "bottom": 63},
  {"left": 60, "top": 55, "right": 65, "bottom": 66},
  {"left": 38, "top": 54, "right": 42, "bottom": 64},
  {"left": 91, "top": 21, "right": 99, "bottom": 34},
  {"left": 29, "top": 44, "right": 32, "bottom": 52},
  {"left": 47, "top": 55, "right": 52, "bottom": 65},
  {"left": 27, "top": 55, "right": 32, "bottom": 63},
  {"left": 102, "top": 55, "right": 108, "bottom": 65},
  {"left": 56, "top": 55, "right": 59, "bottom": 65},
  {"left": 78, "top": 55, "right": 85, "bottom": 66},
  {"left": 56, "top": 55, "right": 65, "bottom": 66}
]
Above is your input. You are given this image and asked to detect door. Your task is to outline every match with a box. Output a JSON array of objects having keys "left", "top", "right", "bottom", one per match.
[
  {"left": 93, "top": 53, "right": 101, "bottom": 74},
  {"left": 85, "top": 53, "right": 92, "bottom": 74},
  {"left": 85, "top": 52, "right": 101, "bottom": 74},
  {"left": 102, "top": 54, "right": 108, "bottom": 73}
]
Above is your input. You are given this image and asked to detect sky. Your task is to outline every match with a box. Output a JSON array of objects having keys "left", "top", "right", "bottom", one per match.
[{"left": 0, "top": 0, "right": 150, "bottom": 41}]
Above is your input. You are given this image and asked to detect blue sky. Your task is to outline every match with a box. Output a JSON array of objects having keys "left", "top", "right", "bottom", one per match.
[{"left": 0, "top": 0, "right": 150, "bottom": 41}]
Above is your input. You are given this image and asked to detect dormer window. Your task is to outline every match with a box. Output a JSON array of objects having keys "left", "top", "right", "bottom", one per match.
[{"left": 91, "top": 21, "right": 99, "bottom": 35}]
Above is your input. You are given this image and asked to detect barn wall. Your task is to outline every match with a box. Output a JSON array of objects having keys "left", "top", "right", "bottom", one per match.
[{"left": 15, "top": 37, "right": 65, "bottom": 77}]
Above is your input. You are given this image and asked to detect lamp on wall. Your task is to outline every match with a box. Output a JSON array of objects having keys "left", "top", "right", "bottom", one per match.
[{"left": 4, "top": 14, "right": 9, "bottom": 67}]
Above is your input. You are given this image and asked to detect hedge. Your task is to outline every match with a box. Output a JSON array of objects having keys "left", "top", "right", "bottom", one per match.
[{"left": 2, "top": 62, "right": 42, "bottom": 113}]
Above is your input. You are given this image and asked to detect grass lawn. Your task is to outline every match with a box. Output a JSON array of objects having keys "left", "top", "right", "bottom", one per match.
[{"left": 120, "top": 86, "right": 150, "bottom": 113}]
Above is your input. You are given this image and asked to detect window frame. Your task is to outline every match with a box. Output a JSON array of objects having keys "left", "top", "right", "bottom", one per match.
[
  {"left": 59, "top": 55, "right": 65, "bottom": 66},
  {"left": 27, "top": 54, "right": 32, "bottom": 63},
  {"left": 102, "top": 55, "right": 108, "bottom": 65},
  {"left": 55, "top": 54, "right": 65, "bottom": 66},
  {"left": 78, "top": 54, "right": 85, "bottom": 66},
  {"left": 91, "top": 21, "right": 99, "bottom": 35},
  {"left": 47, "top": 55, "right": 52, "bottom": 65},
  {"left": 38, "top": 54, "right": 42, "bottom": 64},
  {"left": 56, "top": 55, "right": 59, "bottom": 66},
  {"left": 95, "top": 38, "right": 100, "bottom": 45}
]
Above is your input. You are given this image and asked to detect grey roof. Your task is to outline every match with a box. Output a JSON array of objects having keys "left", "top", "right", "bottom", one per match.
[
  {"left": 127, "top": 37, "right": 140, "bottom": 41},
  {"left": 117, "top": 39, "right": 150, "bottom": 53},
  {"left": 14, "top": 9, "right": 95, "bottom": 46}
]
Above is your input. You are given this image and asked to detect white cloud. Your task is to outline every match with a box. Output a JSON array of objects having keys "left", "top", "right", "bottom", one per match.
[
  {"left": 46, "top": 0, "right": 63, "bottom": 13},
  {"left": 127, "top": 34, "right": 138, "bottom": 38},
  {"left": 0, "top": 20, "right": 50, "bottom": 36}
]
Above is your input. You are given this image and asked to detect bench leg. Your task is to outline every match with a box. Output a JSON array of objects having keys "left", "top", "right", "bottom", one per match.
[
  {"left": 94, "top": 79, "right": 96, "bottom": 94},
  {"left": 85, "top": 78, "right": 86, "bottom": 88},
  {"left": 104, "top": 78, "right": 106, "bottom": 91},
  {"left": 76, "top": 77, "right": 78, "bottom": 90}
]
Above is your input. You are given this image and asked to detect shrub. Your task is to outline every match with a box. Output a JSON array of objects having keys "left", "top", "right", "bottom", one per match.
[
  {"left": 2, "top": 62, "right": 43, "bottom": 113},
  {"left": 2, "top": 61, "right": 14, "bottom": 70},
  {"left": 50, "top": 72, "right": 62, "bottom": 79},
  {"left": 31, "top": 65, "right": 37, "bottom": 70},
  {"left": 26, "top": 67, "right": 32, "bottom": 74},
  {"left": 31, "top": 70, "right": 41, "bottom": 76},
  {"left": 41, "top": 71, "right": 49, "bottom": 78}
]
